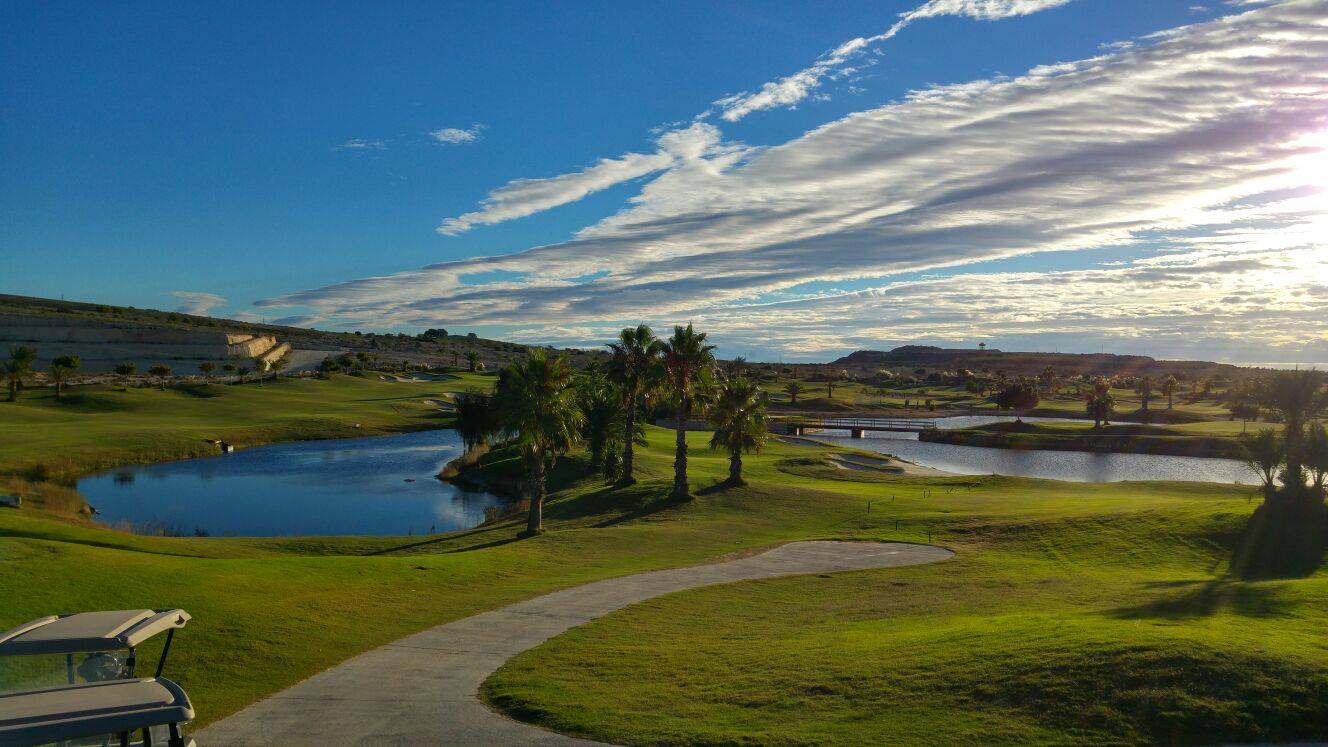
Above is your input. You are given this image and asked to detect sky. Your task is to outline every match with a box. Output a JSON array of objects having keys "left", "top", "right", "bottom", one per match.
[{"left": 3, "top": 0, "right": 1327, "bottom": 364}]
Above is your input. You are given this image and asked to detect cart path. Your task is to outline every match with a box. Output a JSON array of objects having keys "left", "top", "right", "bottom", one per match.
[{"left": 196, "top": 541, "right": 954, "bottom": 746}]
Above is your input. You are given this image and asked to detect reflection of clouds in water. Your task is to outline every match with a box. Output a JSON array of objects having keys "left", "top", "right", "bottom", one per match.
[
  {"left": 78, "top": 430, "right": 504, "bottom": 536},
  {"left": 820, "top": 433, "right": 1253, "bottom": 485}
]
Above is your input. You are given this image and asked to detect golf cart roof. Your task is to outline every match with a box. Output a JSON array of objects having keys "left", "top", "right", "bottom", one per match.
[
  {"left": 0, "top": 677, "right": 194, "bottom": 745},
  {"left": 0, "top": 609, "right": 190, "bottom": 656}
]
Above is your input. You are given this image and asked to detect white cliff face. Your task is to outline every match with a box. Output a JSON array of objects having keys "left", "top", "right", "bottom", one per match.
[{"left": 0, "top": 313, "right": 286, "bottom": 374}]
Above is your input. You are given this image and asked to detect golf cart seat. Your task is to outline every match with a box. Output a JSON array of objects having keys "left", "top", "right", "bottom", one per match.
[
  {"left": 0, "top": 677, "right": 194, "bottom": 747},
  {"left": 0, "top": 611, "right": 190, "bottom": 658}
]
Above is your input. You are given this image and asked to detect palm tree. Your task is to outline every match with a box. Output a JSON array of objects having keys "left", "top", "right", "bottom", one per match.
[
  {"left": 576, "top": 372, "right": 638, "bottom": 478},
  {"left": 1304, "top": 423, "right": 1328, "bottom": 496},
  {"left": 465, "top": 350, "right": 480, "bottom": 372},
  {"left": 1258, "top": 369, "right": 1328, "bottom": 495},
  {"left": 727, "top": 356, "right": 748, "bottom": 377},
  {"left": 5, "top": 346, "right": 37, "bottom": 402},
  {"left": 223, "top": 363, "right": 237, "bottom": 380},
  {"left": 709, "top": 377, "right": 768, "bottom": 485},
  {"left": 1239, "top": 429, "right": 1285, "bottom": 499},
  {"left": 1039, "top": 366, "right": 1057, "bottom": 394},
  {"left": 606, "top": 324, "right": 663, "bottom": 485},
  {"left": 199, "top": 361, "right": 216, "bottom": 382},
  {"left": 114, "top": 362, "right": 137, "bottom": 391},
  {"left": 662, "top": 324, "right": 715, "bottom": 501},
  {"left": 1086, "top": 378, "right": 1115, "bottom": 428},
  {"left": 1135, "top": 375, "right": 1154, "bottom": 411},
  {"left": 453, "top": 390, "right": 499, "bottom": 452},
  {"left": 49, "top": 355, "right": 81, "bottom": 399},
  {"left": 1161, "top": 375, "right": 1178, "bottom": 410},
  {"left": 495, "top": 351, "right": 582, "bottom": 536},
  {"left": 784, "top": 380, "right": 804, "bottom": 405}
]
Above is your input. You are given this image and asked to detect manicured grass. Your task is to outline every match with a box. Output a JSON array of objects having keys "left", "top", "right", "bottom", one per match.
[
  {"left": 485, "top": 459, "right": 1328, "bottom": 745},
  {"left": 2, "top": 383, "right": 1322, "bottom": 743},
  {"left": 0, "top": 372, "right": 492, "bottom": 484}
]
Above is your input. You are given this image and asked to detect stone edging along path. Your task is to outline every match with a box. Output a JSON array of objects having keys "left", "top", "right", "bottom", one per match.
[{"left": 197, "top": 541, "right": 954, "bottom": 746}]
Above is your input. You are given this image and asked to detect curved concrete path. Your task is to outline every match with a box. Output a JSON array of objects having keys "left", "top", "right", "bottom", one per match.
[{"left": 197, "top": 541, "right": 953, "bottom": 746}]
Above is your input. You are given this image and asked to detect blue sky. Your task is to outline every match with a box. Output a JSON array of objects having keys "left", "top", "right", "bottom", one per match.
[{"left": 4, "top": 1, "right": 1327, "bottom": 363}]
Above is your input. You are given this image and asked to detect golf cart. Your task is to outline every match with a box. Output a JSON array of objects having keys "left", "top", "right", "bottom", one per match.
[{"left": 0, "top": 610, "right": 195, "bottom": 747}]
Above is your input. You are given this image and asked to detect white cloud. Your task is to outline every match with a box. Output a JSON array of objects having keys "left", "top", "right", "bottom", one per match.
[
  {"left": 170, "top": 292, "right": 227, "bottom": 316},
  {"left": 261, "top": 1, "right": 1328, "bottom": 360},
  {"left": 338, "top": 138, "right": 387, "bottom": 150},
  {"left": 436, "top": 123, "right": 737, "bottom": 235},
  {"left": 715, "top": 0, "right": 1075, "bottom": 121},
  {"left": 430, "top": 125, "right": 484, "bottom": 145}
]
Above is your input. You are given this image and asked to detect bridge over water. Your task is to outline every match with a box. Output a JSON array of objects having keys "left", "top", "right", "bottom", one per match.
[{"left": 779, "top": 417, "right": 940, "bottom": 438}]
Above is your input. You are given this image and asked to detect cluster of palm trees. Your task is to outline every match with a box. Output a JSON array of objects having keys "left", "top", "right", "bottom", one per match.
[
  {"left": 452, "top": 324, "right": 769, "bottom": 535},
  {"left": 1239, "top": 370, "right": 1328, "bottom": 502},
  {"left": 5, "top": 346, "right": 82, "bottom": 400}
]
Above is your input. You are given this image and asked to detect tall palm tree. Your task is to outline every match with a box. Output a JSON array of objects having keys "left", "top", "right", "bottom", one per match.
[
  {"left": 495, "top": 351, "right": 582, "bottom": 535},
  {"left": 709, "top": 376, "right": 768, "bottom": 485},
  {"left": 5, "top": 346, "right": 37, "bottom": 402},
  {"left": 606, "top": 324, "right": 663, "bottom": 485},
  {"left": 49, "top": 355, "right": 81, "bottom": 399},
  {"left": 465, "top": 350, "right": 480, "bottom": 372},
  {"left": 1039, "top": 365, "right": 1057, "bottom": 394},
  {"left": 1259, "top": 369, "right": 1328, "bottom": 495},
  {"left": 1135, "top": 375, "right": 1154, "bottom": 411},
  {"left": 1161, "top": 375, "right": 1178, "bottom": 410},
  {"left": 784, "top": 380, "right": 804, "bottom": 405},
  {"left": 662, "top": 324, "right": 715, "bottom": 501}
]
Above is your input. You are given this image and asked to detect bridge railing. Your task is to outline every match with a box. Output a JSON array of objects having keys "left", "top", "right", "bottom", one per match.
[{"left": 786, "top": 418, "right": 940, "bottom": 431}]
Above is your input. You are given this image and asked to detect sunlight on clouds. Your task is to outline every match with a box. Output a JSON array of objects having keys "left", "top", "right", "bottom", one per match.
[{"left": 260, "top": 0, "right": 1328, "bottom": 362}]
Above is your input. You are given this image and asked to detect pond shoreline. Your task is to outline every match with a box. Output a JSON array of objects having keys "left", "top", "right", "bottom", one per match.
[{"left": 919, "top": 428, "right": 1243, "bottom": 460}]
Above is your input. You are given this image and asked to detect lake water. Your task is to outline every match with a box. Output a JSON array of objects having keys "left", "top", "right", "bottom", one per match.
[
  {"left": 812, "top": 428, "right": 1256, "bottom": 485},
  {"left": 79, "top": 430, "right": 506, "bottom": 537}
]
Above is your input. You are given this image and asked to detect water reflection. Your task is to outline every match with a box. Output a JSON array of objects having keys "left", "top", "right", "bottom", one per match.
[
  {"left": 815, "top": 429, "right": 1255, "bottom": 485},
  {"left": 78, "top": 430, "right": 506, "bottom": 537}
]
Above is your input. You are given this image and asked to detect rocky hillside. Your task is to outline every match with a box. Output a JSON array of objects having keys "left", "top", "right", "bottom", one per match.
[{"left": 0, "top": 294, "right": 604, "bottom": 374}]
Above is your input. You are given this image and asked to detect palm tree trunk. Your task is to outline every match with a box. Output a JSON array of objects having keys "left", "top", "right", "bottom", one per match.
[
  {"left": 526, "top": 453, "right": 545, "bottom": 535},
  {"left": 673, "top": 391, "right": 689, "bottom": 500},
  {"left": 729, "top": 451, "right": 742, "bottom": 485},
  {"left": 618, "top": 391, "right": 637, "bottom": 485},
  {"left": 1285, "top": 418, "right": 1305, "bottom": 497}
]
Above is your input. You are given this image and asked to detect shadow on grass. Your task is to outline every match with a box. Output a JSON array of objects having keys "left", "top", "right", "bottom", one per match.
[
  {"left": 176, "top": 385, "right": 221, "bottom": 399},
  {"left": 1111, "top": 500, "right": 1326, "bottom": 620},
  {"left": 1229, "top": 499, "right": 1328, "bottom": 580}
]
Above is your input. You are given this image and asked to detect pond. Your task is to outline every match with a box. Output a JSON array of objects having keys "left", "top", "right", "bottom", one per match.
[
  {"left": 813, "top": 428, "right": 1257, "bottom": 485},
  {"left": 78, "top": 430, "right": 506, "bottom": 537}
]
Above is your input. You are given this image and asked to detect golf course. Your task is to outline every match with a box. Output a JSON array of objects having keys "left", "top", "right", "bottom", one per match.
[{"left": 2, "top": 373, "right": 1326, "bottom": 745}]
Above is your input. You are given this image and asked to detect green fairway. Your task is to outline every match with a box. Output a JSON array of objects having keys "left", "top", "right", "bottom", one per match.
[
  {"left": 1, "top": 379, "right": 1324, "bottom": 744},
  {"left": 0, "top": 372, "right": 492, "bottom": 485}
]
